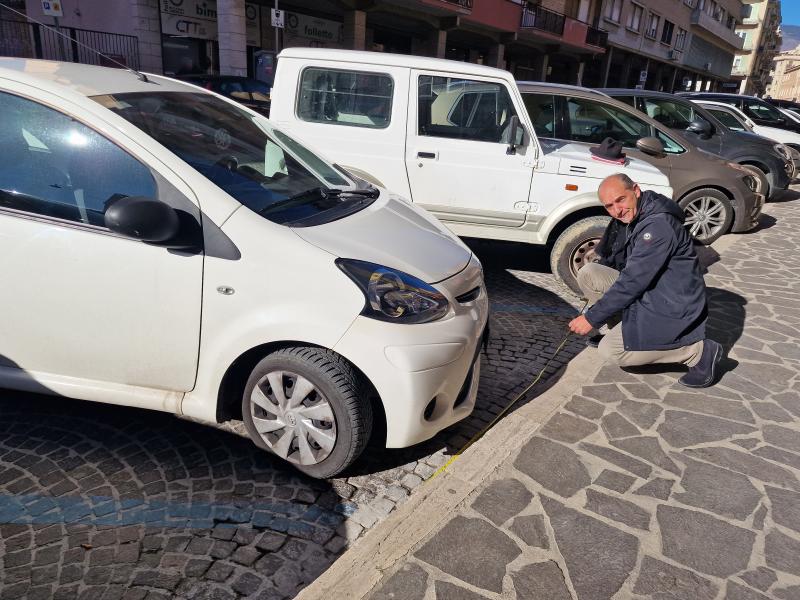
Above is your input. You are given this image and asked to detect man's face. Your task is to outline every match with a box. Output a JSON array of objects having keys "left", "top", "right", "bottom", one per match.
[{"left": 599, "top": 179, "right": 641, "bottom": 224}]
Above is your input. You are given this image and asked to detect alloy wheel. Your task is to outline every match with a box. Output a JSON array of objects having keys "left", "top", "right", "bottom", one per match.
[{"left": 683, "top": 195, "right": 726, "bottom": 243}]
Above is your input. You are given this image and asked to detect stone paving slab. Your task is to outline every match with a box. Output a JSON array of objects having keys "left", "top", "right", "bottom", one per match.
[
  {"left": 0, "top": 237, "right": 584, "bottom": 597},
  {"left": 316, "top": 193, "right": 800, "bottom": 600}
]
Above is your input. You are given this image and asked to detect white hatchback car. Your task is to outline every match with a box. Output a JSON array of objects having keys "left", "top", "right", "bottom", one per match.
[{"left": 0, "top": 59, "right": 488, "bottom": 478}]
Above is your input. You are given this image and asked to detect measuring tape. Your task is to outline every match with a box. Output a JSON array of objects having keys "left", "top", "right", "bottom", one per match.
[{"left": 428, "top": 300, "right": 588, "bottom": 482}]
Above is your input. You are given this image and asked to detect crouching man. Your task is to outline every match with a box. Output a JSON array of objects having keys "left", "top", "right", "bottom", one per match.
[{"left": 568, "top": 173, "right": 723, "bottom": 388}]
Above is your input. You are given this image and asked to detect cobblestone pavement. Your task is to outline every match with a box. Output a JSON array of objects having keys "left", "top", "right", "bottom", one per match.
[
  {"left": 0, "top": 236, "right": 585, "bottom": 598},
  {"left": 367, "top": 192, "right": 800, "bottom": 600}
]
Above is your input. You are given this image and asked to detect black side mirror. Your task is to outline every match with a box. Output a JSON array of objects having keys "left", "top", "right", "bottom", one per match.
[
  {"left": 506, "top": 115, "right": 525, "bottom": 155},
  {"left": 104, "top": 196, "right": 180, "bottom": 243},
  {"left": 636, "top": 136, "right": 665, "bottom": 157},
  {"left": 686, "top": 118, "right": 713, "bottom": 139}
]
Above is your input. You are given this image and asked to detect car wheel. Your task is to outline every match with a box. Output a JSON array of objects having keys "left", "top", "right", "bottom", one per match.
[
  {"left": 242, "top": 347, "right": 372, "bottom": 479},
  {"left": 550, "top": 216, "right": 611, "bottom": 296},
  {"left": 678, "top": 188, "right": 733, "bottom": 245}
]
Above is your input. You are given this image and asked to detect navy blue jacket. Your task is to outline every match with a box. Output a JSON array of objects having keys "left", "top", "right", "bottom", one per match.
[{"left": 585, "top": 190, "right": 707, "bottom": 351}]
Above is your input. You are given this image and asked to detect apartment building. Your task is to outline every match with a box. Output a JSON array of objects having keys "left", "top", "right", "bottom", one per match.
[
  {"left": 1, "top": 0, "right": 615, "bottom": 85},
  {"left": 767, "top": 44, "right": 800, "bottom": 100},
  {"left": 595, "top": 0, "right": 745, "bottom": 91},
  {"left": 731, "top": 0, "right": 781, "bottom": 96}
]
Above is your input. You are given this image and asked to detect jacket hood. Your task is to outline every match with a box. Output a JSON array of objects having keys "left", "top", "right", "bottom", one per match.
[{"left": 636, "top": 190, "right": 685, "bottom": 225}]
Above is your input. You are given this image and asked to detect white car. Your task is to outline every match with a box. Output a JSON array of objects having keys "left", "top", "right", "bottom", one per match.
[{"left": 0, "top": 58, "right": 488, "bottom": 478}]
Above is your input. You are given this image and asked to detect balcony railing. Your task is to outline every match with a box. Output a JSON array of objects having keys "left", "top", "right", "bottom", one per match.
[
  {"left": 586, "top": 25, "right": 608, "bottom": 48},
  {"left": 441, "top": 0, "right": 473, "bottom": 8},
  {"left": 521, "top": 5, "right": 565, "bottom": 36},
  {"left": 690, "top": 8, "right": 744, "bottom": 49}
]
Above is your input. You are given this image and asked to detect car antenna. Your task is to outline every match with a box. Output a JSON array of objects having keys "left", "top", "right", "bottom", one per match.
[{"left": 0, "top": 1, "right": 154, "bottom": 83}]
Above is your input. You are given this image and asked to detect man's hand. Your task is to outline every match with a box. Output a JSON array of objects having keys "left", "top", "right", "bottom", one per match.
[{"left": 569, "top": 315, "right": 593, "bottom": 336}]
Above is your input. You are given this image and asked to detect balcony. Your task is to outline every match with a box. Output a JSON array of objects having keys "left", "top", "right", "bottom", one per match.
[
  {"left": 690, "top": 8, "right": 745, "bottom": 50},
  {"left": 441, "top": 0, "right": 472, "bottom": 8},
  {"left": 520, "top": 5, "right": 607, "bottom": 52}
]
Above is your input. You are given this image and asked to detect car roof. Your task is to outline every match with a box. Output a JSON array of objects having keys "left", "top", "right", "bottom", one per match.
[
  {"left": 517, "top": 81, "right": 610, "bottom": 97},
  {"left": 679, "top": 92, "right": 758, "bottom": 100},
  {"left": 0, "top": 57, "right": 196, "bottom": 97},
  {"left": 278, "top": 47, "right": 512, "bottom": 80},
  {"left": 600, "top": 88, "right": 681, "bottom": 99},
  {"left": 694, "top": 100, "right": 743, "bottom": 112}
]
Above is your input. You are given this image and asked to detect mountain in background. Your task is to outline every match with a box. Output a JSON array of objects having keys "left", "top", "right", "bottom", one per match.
[{"left": 782, "top": 25, "right": 800, "bottom": 51}]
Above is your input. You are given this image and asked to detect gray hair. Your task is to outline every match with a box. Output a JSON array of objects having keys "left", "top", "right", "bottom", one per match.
[{"left": 601, "top": 173, "right": 636, "bottom": 190}]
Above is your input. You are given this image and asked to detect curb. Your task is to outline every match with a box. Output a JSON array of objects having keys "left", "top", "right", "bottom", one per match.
[{"left": 297, "top": 342, "right": 605, "bottom": 600}]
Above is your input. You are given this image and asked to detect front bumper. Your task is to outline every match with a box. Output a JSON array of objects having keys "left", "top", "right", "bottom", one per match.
[
  {"left": 730, "top": 173, "right": 764, "bottom": 233},
  {"left": 334, "top": 255, "right": 489, "bottom": 448}
]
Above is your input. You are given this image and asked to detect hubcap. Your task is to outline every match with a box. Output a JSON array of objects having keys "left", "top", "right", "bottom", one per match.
[
  {"left": 570, "top": 237, "right": 600, "bottom": 279},
  {"left": 684, "top": 196, "right": 725, "bottom": 242},
  {"left": 250, "top": 371, "right": 337, "bottom": 466}
]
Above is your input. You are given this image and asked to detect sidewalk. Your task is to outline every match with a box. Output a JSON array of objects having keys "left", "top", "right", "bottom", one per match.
[{"left": 298, "top": 193, "right": 800, "bottom": 600}]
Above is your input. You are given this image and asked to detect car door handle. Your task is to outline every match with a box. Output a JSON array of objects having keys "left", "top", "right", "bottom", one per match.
[{"left": 417, "top": 151, "right": 437, "bottom": 159}]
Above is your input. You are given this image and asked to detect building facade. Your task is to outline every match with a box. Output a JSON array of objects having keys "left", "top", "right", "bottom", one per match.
[
  {"left": 596, "top": 0, "right": 746, "bottom": 92},
  {"left": 767, "top": 44, "right": 800, "bottom": 100},
  {"left": 0, "top": 0, "right": 748, "bottom": 92},
  {"left": 732, "top": 0, "right": 781, "bottom": 95}
]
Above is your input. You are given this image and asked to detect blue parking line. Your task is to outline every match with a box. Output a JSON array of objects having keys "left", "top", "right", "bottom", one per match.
[{"left": 0, "top": 492, "right": 350, "bottom": 530}]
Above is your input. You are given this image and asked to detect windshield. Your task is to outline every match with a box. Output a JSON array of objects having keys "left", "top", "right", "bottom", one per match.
[
  {"left": 91, "top": 91, "right": 366, "bottom": 226},
  {"left": 743, "top": 98, "right": 786, "bottom": 124}
]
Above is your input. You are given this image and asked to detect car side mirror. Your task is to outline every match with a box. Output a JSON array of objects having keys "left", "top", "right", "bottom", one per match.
[
  {"left": 636, "top": 136, "right": 665, "bottom": 157},
  {"left": 104, "top": 196, "right": 180, "bottom": 243},
  {"left": 506, "top": 115, "right": 525, "bottom": 155},
  {"left": 686, "top": 118, "right": 713, "bottom": 139}
]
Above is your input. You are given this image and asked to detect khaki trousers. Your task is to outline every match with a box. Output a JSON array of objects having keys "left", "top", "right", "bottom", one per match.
[{"left": 577, "top": 263, "right": 704, "bottom": 368}]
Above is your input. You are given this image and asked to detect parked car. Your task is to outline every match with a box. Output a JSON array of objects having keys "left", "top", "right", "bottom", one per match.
[
  {"left": 603, "top": 88, "right": 793, "bottom": 198},
  {"left": 518, "top": 82, "right": 763, "bottom": 251},
  {"left": 764, "top": 97, "right": 800, "bottom": 119},
  {"left": 269, "top": 48, "right": 673, "bottom": 294},
  {"left": 178, "top": 74, "right": 271, "bottom": 116},
  {"left": 694, "top": 100, "right": 800, "bottom": 177},
  {"left": 679, "top": 92, "right": 800, "bottom": 136},
  {"left": 0, "top": 58, "right": 489, "bottom": 478}
]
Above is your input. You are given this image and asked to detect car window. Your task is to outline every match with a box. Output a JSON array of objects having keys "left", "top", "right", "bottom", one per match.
[
  {"left": 654, "top": 129, "right": 686, "bottom": 154},
  {"left": 521, "top": 93, "right": 556, "bottom": 137},
  {"left": 96, "top": 91, "right": 361, "bottom": 226},
  {"left": 0, "top": 91, "right": 157, "bottom": 228},
  {"left": 642, "top": 98, "right": 698, "bottom": 129},
  {"left": 297, "top": 67, "right": 393, "bottom": 129},
  {"left": 564, "top": 97, "right": 649, "bottom": 146},
  {"left": 705, "top": 107, "right": 747, "bottom": 131},
  {"left": 614, "top": 96, "right": 637, "bottom": 109},
  {"left": 742, "top": 98, "right": 785, "bottom": 124},
  {"left": 418, "top": 76, "right": 518, "bottom": 143}
]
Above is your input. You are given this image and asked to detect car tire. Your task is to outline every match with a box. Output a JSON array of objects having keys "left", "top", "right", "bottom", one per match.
[
  {"left": 551, "top": 216, "right": 611, "bottom": 296},
  {"left": 678, "top": 188, "right": 733, "bottom": 245},
  {"left": 242, "top": 347, "right": 373, "bottom": 479}
]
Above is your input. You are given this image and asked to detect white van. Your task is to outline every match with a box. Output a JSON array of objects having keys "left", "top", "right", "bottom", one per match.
[{"left": 269, "top": 48, "right": 673, "bottom": 293}]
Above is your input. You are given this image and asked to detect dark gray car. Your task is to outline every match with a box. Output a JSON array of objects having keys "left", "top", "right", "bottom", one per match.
[
  {"left": 602, "top": 89, "right": 792, "bottom": 199},
  {"left": 518, "top": 82, "right": 764, "bottom": 291}
]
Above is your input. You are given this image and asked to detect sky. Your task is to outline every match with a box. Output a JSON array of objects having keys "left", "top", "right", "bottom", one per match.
[{"left": 783, "top": 1, "right": 800, "bottom": 27}]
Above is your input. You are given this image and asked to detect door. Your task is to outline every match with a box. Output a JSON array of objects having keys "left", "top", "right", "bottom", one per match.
[
  {"left": 0, "top": 89, "right": 202, "bottom": 396},
  {"left": 406, "top": 72, "right": 534, "bottom": 228},
  {"left": 639, "top": 96, "right": 722, "bottom": 155}
]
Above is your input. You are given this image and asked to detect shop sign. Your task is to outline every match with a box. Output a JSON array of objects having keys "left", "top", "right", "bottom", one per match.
[
  {"left": 284, "top": 12, "right": 342, "bottom": 44},
  {"left": 160, "top": 0, "right": 261, "bottom": 46}
]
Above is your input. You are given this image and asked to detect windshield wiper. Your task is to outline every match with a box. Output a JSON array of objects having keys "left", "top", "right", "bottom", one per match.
[{"left": 326, "top": 187, "right": 380, "bottom": 199}]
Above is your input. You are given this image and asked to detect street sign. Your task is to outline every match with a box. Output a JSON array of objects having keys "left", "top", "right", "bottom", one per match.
[
  {"left": 41, "top": 0, "right": 63, "bottom": 17},
  {"left": 638, "top": 70, "right": 648, "bottom": 83},
  {"left": 271, "top": 8, "right": 284, "bottom": 29}
]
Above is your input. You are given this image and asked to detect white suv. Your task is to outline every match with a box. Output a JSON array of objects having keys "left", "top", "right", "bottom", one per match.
[{"left": 0, "top": 58, "right": 488, "bottom": 478}]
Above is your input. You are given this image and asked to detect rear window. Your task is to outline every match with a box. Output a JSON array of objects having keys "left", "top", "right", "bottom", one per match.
[{"left": 297, "top": 68, "right": 393, "bottom": 129}]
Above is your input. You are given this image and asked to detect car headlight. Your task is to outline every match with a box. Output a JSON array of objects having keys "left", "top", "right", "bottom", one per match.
[
  {"left": 775, "top": 143, "right": 791, "bottom": 160},
  {"left": 336, "top": 259, "right": 449, "bottom": 324}
]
